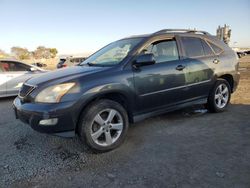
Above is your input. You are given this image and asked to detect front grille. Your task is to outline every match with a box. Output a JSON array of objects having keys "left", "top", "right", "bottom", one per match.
[{"left": 19, "top": 84, "right": 35, "bottom": 98}]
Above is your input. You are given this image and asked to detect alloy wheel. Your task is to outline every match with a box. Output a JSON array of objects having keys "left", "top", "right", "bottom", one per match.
[
  {"left": 214, "top": 83, "right": 229, "bottom": 109},
  {"left": 90, "top": 108, "right": 123, "bottom": 146}
]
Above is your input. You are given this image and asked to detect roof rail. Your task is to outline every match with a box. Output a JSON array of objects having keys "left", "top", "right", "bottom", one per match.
[{"left": 153, "top": 29, "right": 211, "bottom": 35}]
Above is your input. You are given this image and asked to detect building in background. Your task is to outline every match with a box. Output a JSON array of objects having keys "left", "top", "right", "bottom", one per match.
[{"left": 216, "top": 24, "right": 231, "bottom": 45}]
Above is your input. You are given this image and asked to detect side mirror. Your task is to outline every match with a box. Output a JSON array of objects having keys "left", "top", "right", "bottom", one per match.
[
  {"left": 29, "top": 67, "right": 37, "bottom": 72},
  {"left": 134, "top": 53, "right": 156, "bottom": 67}
]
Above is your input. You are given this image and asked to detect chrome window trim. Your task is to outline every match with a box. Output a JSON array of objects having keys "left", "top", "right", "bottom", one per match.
[{"left": 140, "top": 80, "right": 211, "bottom": 97}]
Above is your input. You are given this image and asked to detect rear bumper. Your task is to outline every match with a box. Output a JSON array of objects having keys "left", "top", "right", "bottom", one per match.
[
  {"left": 13, "top": 97, "right": 77, "bottom": 136},
  {"left": 233, "top": 71, "right": 240, "bottom": 92}
]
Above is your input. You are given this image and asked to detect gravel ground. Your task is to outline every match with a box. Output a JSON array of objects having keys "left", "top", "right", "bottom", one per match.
[{"left": 0, "top": 56, "right": 250, "bottom": 188}]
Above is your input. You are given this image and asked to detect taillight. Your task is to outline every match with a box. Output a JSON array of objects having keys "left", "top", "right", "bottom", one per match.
[{"left": 62, "top": 64, "right": 67, "bottom": 68}]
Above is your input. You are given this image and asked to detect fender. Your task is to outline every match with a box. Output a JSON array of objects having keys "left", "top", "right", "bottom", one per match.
[{"left": 72, "top": 82, "right": 136, "bottom": 126}]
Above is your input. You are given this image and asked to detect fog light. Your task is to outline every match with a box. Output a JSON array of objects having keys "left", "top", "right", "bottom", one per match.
[{"left": 39, "top": 118, "right": 58, "bottom": 126}]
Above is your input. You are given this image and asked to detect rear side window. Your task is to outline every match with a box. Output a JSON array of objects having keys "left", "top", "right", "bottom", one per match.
[
  {"left": 207, "top": 41, "right": 223, "bottom": 54},
  {"left": 15, "top": 62, "right": 30, "bottom": 71},
  {"left": 201, "top": 39, "right": 214, "bottom": 56},
  {"left": 181, "top": 37, "right": 205, "bottom": 58}
]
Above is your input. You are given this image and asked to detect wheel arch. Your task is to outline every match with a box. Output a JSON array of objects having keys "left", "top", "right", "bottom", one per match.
[
  {"left": 218, "top": 74, "right": 234, "bottom": 93},
  {"left": 75, "top": 90, "right": 134, "bottom": 134}
]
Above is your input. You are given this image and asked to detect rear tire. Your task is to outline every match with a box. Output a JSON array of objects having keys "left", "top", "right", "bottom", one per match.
[
  {"left": 207, "top": 79, "right": 231, "bottom": 113},
  {"left": 78, "top": 99, "right": 129, "bottom": 152}
]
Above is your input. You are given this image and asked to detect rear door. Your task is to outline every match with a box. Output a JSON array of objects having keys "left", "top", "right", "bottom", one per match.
[
  {"left": 0, "top": 62, "right": 7, "bottom": 97},
  {"left": 180, "top": 36, "right": 215, "bottom": 99},
  {"left": 133, "top": 37, "right": 188, "bottom": 113}
]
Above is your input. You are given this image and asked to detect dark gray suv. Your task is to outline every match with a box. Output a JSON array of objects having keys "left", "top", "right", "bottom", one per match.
[{"left": 13, "top": 29, "right": 240, "bottom": 152}]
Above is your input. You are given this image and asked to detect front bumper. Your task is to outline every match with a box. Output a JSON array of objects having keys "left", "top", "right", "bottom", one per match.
[{"left": 13, "top": 97, "right": 77, "bottom": 136}]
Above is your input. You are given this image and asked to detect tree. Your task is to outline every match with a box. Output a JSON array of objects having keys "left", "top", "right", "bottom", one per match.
[
  {"left": 33, "top": 46, "right": 58, "bottom": 59},
  {"left": 9, "top": 46, "right": 58, "bottom": 60},
  {"left": 34, "top": 46, "right": 47, "bottom": 59},
  {"left": 0, "top": 49, "right": 8, "bottom": 58},
  {"left": 49, "top": 48, "right": 58, "bottom": 58},
  {"left": 11, "top": 47, "right": 30, "bottom": 60}
]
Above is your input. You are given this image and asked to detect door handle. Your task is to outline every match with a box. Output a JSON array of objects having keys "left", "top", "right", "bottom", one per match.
[
  {"left": 213, "top": 59, "right": 220, "bottom": 64},
  {"left": 176, "top": 65, "right": 185, "bottom": 71}
]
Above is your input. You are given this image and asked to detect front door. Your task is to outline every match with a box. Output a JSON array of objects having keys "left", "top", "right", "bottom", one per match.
[{"left": 133, "top": 39, "right": 188, "bottom": 114}]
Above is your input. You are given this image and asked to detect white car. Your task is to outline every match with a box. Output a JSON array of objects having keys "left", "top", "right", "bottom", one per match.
[{"left": 0, "top": 59, "right": 47, "bottom": 97}]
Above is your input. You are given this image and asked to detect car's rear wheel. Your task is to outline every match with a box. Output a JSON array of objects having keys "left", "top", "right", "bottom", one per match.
[
  {"left": 78, "top": 99, "right": 129, "bottom": 152},
  {"left": 207, "top": 79, "right": 231, "bottom": 113}
]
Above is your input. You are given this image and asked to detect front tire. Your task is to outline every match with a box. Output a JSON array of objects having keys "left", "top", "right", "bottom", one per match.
[
  {"left": 207, "top": 79, "right": 231, "bottom": 113},
  {"left": 78, "top": 99, "right": 129, "bottom": 152}
]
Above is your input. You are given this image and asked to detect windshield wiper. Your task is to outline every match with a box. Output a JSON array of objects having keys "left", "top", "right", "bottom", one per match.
[
  {"left": 78, "top": 62, "right": 95, "bottom": 66},
  {"left": 87, "top": 62, "right": 95, "bottom": 66},
  {"left": 79, "top": 62, "right": 111, "bottom": 67}
]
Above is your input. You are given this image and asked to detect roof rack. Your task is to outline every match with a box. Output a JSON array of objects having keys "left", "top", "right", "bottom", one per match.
[{"left": 153, "top": 29, "right": 211, "bottom": 35}]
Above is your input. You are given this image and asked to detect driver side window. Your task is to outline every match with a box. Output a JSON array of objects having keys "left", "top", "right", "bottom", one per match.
[{"left": 143, "top": 39, "right": 179, "bottom": 63}]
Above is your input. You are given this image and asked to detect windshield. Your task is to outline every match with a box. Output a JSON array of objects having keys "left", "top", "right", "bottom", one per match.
[{"left": 80, "top": 38, "right": 142, "bottom": 66}]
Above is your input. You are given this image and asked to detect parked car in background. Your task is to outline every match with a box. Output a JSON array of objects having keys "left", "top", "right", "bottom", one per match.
[
  {"left": 0, "top": 59, "right": 46, "bottom": 97},
  {"left": 57, "top": 56, "right": 86, "bottom": 68},
  {"left": 232, "top": 47, "right": 248, "bottom": 58},
  {"left": 14, "top": 29, "right": 240, "bottom": 152},
  {"left": 236, "top": 51, "right": 247, "bottom": 58},
  {"left": 56, "top": 58, "right": 67, "bottom": 68},
  {"left": 32, "top": 62, "right": 47, "bottom": 68}
]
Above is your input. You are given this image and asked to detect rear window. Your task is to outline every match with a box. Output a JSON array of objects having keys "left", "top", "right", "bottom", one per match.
[
  {"left": 59, "top": 59, "right": 66, "bottom": 63},
  {"left": 181, "top": 37, "right": 205, "bottom": 58},
  {"left": 207, "top": 41, "right": 223, "bottom": 54},
  {"left": 201, "top": 39, "right": 214, "bottom": 56}
]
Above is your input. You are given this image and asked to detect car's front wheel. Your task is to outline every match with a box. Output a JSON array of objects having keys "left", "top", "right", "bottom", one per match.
[
  {"left": 78, "top": 99, "right": 129, "bottom": 152},
  {"left": 207, "top": 79, "right": 231, "bottom": 113}
]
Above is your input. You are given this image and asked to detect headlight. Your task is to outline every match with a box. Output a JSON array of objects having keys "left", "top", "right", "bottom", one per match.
[{"left": 35, "top": 83, "right": 75, "bottom": 103}]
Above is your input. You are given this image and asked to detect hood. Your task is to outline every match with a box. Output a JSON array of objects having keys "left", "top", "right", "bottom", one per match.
[{"left": 26, "top": 66, "right": 107, "bottom": 86}]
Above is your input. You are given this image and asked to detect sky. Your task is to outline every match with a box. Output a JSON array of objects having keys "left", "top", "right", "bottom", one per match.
[{"left": 0, "top": 0, "right": 249, "bottom": 55}]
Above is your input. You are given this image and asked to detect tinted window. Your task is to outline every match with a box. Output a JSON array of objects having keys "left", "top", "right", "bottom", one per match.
[
  {"left": 0, "top": 62, "right": 11, "bottom": 72},
  {"left": 182, "top": 37, "right": 205, "bottom": 57},
  {"left": 207, "top": 41, "right": 223, "bottom": 54},
  {"left": 201, "top": 39, "right": 214, "bottom": 56},
  {"left": 15, "top": 62, "right": 30, "bottom": 71},
  {"left": 2, "top": 61, "right": 30, "bottom": 72},
  {"left": 145, "top": 40, "right": 179, "bottom": 63}
]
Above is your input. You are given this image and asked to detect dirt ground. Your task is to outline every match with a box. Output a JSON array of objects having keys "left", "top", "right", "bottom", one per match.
[
  {"left": 24, "top": 58, "right": 58, "bottom": 70},
  {"left": 231, "top": 55, "right": 250, "bottom": 104},
  {"left": 0, "top": 55, "right": 249, "bottom": 188}
]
